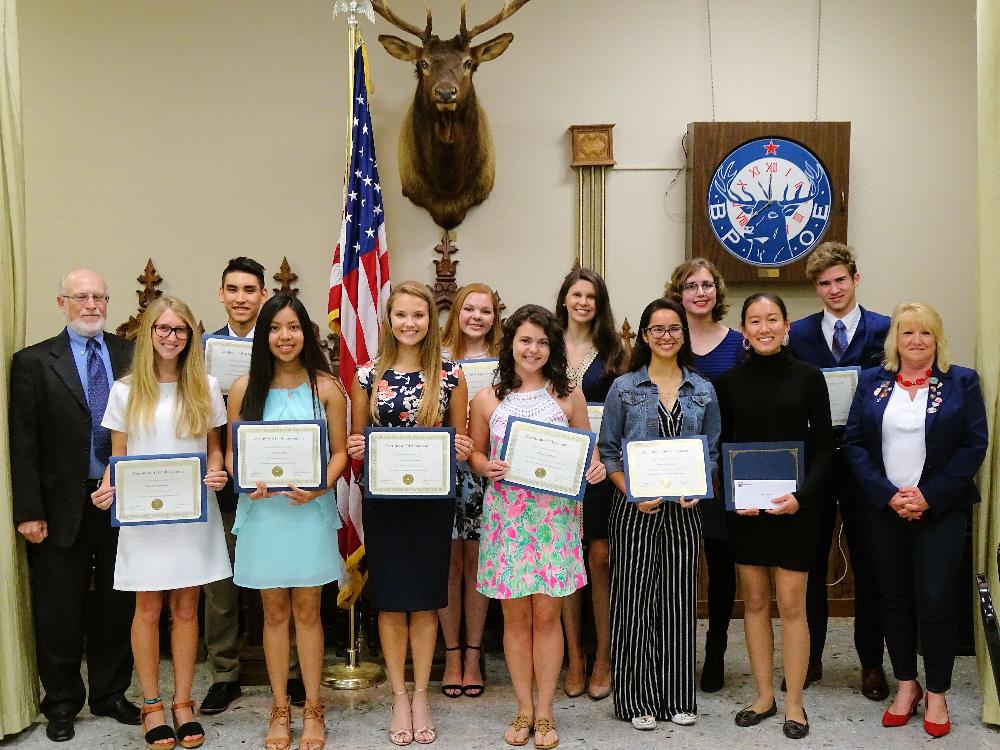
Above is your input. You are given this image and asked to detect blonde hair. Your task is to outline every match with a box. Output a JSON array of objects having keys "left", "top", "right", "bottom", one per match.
[
  {"left": 883, "top": 301, "right": 951, "bottom": 373},
  {"left": 664, "top": 257, "right": 729, "bottom": 322},
  {"left": 441, "top": 283, "right": 502, "bottom": 360},
  {"left": 805, "top": 242, "right": 858, "bottom": 284},
  {"left": 370, "top": 282, "right": 445, "bottom": 427},
  {"left": 125, "top": 295, "right": 212, "bottom": 438}
]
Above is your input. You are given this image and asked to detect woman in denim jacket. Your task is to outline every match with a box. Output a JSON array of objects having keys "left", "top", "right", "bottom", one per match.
[{"left": 598, "top": 298, "right": 721, "bottom": 731}]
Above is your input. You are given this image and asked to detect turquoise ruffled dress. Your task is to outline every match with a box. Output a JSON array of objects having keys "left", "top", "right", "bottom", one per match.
[{"left": 232, "top": 383, "right": 343, "bottom": 588}]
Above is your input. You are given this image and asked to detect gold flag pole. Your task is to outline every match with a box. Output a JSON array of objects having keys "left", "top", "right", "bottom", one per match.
[{"left": 324, "top": 0, "right": 385, "bottom": 690}]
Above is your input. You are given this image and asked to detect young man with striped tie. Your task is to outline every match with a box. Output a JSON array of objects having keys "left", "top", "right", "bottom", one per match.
[{"left": 788, "top": 242, "right": 891, "bottom": 701}]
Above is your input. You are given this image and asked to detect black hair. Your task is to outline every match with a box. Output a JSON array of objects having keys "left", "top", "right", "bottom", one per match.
[
  {"left": 554, "top": 268, "right": 626, "bottom": 376},
  {"left": 494, "top": 305, "right": 572, "bottom": 401},
  {"left": 628, "top": 298, "right": 693, "bottom": 372},
  {"left": 740, "top": 293, "right": 789, "bottom": 324},
  {"left": 220, "top": 256, "right": 266, "bottom": 289},
  {"left": 240, "top": 294, "right": 332, "bottom": 421}
]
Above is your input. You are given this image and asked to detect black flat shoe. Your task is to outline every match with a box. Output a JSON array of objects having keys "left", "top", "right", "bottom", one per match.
[
  {"left": 735, "top": 700, "right": 778, "bottom": 727},
  {"left": 287, "top": 677, "right": 306, "bottom": 708},
  {"left": 200, "top": 681, "right": 242, "bottom": 715},
  {"left": 92, "top": 695, "right": 142, "bottom": 725},
  {"left": 782, "top": 711, "right": 809, "bottom": 739},
  {"left": 45, "top": 714, "right": 75, "bottom": 742}
]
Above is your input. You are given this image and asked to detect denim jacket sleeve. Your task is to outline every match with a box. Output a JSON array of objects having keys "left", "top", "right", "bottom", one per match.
[{"left": 598, "top": 375, "right": 628, "bottom": 476}]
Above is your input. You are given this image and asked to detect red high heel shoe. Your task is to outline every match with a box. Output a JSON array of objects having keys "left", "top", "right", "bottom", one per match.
[
  {"left": 881, "top": 682, "right": 923, "bottom": 727},
  {"left": 922, "top": 696, "right": 950, "bottom": 738}
]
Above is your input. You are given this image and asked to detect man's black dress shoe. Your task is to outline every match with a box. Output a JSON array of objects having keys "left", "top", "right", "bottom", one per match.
[
  {"left": 861, "top": 666, "right": 890, "bottom": 701},
  {"left": 782, "top": 710, "right": 810, "bottom": 739},
  {"left": 91, "top": 695, "right": 141, "bottom": 725},
  {"left": 780, "top": 662, "right": 822, "bottom": 692},
  {"left": 734, "top": 700, "right": 778, "bottom": 727},
  {"left": 45, "top": 714, "right": 75, "bottom": 742},
  {"left": 200, "top": 681, "right": 242, "bottom": 715},
  {"left": 287, "top": 677, "right": 306, "bottom": 707}
]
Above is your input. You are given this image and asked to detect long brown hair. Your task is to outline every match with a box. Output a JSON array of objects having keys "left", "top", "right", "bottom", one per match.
[
  {"left": 440, "top": 283, "right": 502, "bottom": 360},
  {"left": 369, "top": 282, "right": 445, "bottom": 426},
  {"left": 555, "top": 268, "right": 626, "bottom": 376},
  {"left": 125, "top": 295, "right": 212, "bottom": 438},
  {"left": 494, "top": 305, "right": 571, "bottom": 401}
]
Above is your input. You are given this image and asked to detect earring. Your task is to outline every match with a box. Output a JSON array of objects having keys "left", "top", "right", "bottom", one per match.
[
  {"left": 782, "top": 333, "right": 790, "bottom": 347},
  {"left": 742, "top": 338, "right": 751, "bottom": 351}
]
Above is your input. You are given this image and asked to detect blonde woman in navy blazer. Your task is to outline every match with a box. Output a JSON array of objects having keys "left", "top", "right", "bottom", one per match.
[{"left": 842, "top": 302, "right": 987, "bottom": 739}]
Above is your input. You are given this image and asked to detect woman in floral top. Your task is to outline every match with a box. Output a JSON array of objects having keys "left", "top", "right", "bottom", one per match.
[
  {"left": 347, "top": 282, "right": 472, "bottom": 746},
  {"left": 469, "top": 305, "right": 606, "bottom": 750}
]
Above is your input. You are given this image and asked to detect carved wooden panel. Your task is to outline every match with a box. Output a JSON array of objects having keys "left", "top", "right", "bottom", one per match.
[{"left": 115, "top": 259, "right": 163, "bottom": 340}]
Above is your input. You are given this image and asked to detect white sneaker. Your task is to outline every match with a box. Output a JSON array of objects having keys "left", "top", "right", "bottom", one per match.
[
  {"left": 671, "top": 712, "right": 697, "bottom": 726},
  {"left": 631, "top": 715, "right": 656, "bottom": 730}
]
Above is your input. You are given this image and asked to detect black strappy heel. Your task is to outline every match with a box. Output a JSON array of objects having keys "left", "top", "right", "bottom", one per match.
[
  {"left": 462, "top": 644, "right": 485, "bottom": 698},
  {"left": 441, "top": 645, "right": 463, "bottom": 698}
]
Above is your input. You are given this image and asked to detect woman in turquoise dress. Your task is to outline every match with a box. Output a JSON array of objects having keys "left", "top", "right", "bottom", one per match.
[
  {"left": 470, "top": 304, "right": 606, "bottom": 750},
  {"left": 227, "top": 294, "right": 348, "bottom": 750},
  {"left": 347, "top": 281, "right": 472, "bottom": 746}
]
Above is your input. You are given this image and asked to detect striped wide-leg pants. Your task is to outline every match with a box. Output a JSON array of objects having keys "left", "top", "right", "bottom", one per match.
[{"left": 608, "top": 488, "right": 702, "bottom": 720}]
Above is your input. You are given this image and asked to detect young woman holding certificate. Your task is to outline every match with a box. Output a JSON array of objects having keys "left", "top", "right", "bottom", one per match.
[
  {"left": 438, "top": 283, "right": 503, "bottom": 699},
  {"left": 598, "top": 297, "right": 720, "bottom": 731},
  {"left": 226, "top": 294, "right": 348, "bottom": 750},
  {"left": 347, "top": 281, "right": 472, "bottom": 746},
  {"left": 470, "top": 304, "right": 606, "bottom": 750},
  {"left": 92, "top": 295, "right": 231, "bottom": 750},
  {"left": 714, "top": 294, "right": 834, "bottom": 740},
  {"left": 554, "top": 269, "right": 625, "bottom": 702}
]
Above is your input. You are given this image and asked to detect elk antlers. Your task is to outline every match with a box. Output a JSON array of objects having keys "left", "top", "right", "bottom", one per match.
[{"left": 372, "top": 1, "right": 531, "bottom": 41}]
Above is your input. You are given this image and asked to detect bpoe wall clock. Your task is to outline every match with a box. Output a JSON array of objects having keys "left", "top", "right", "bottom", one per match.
[{"left": 686, "top": 122, "right": 850, "bottom": 283}]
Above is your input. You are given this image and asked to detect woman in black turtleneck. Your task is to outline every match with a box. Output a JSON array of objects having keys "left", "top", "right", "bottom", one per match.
[{"left": 714, "top": 293, "right": 833, "bottom": 741}]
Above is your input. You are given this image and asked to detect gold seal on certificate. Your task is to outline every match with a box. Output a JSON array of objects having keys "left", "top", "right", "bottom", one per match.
[
  {"left": 821, "top": 366, "right": 861, "bottom": 427},
  {"left": 500, "top": 418, "right": 594, "bottom": 499},
  {"left": 111, "top": 454, "right": 207, "bottom": 526},
  {"left": 203, "top": 335, "right": 254, "bottom": 396},
  {"left": 365, "top": 428, "right": 455, "bottom": 498},
  {"left": 233, "top": 420, "right": 327, "bottom": 493},
  {"left": 457, "top": 359, "right": 499, "bottom": 404},
  {"left": 624, "top": 437, "right": 712, "bottom": 501}
]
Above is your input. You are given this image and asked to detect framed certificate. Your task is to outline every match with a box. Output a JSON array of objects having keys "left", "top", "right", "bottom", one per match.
[
  {"left": 623, "top": 436, "right": 713, "bottom": 501},
  {"left": 721, "top": 441, "right": 804, "bottom": 510},
  {"left": 499, "top": 417, "right": 595, "bottom": 500},
  {"left": 109, "top": 452, "right": 208, "bottom": 526},
  {"left": 821, "top": 366, "right": 861, "bottom": 427},
  {"left": 202, "top": 334, "right": 254, "bottom": 395},
  {"left": 457, "top": 359, "right": 499, "bottom": 403},
  {"left": 586, "top": 403, "right": 604, "bottom": 436},
  {"left": 232, "top": 420, "right": 328, "bottom": 494},
  {"left": 364, "top": 427, "right": 456, "bottom": 499}
]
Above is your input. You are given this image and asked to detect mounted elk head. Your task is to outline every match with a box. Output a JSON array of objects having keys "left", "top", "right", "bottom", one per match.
[{"left": 373, "top": 0, "right": 532, "bottom": 229}]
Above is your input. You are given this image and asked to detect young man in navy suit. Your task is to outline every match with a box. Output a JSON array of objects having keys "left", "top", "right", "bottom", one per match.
[
  {"left": 788, "top": 242, "right": 891, "bottom": 701},
  {"left": 199, "top": 257, "right": 307, "bottom": 713}
]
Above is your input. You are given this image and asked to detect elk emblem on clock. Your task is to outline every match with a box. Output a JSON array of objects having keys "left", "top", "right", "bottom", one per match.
[{"left": 708, "top": 138, "right": 832, "bottom": 267}]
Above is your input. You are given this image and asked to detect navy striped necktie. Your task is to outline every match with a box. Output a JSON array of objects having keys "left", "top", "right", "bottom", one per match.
[{"left": 86, "top": 338, "right": 112, "bottom": 464}]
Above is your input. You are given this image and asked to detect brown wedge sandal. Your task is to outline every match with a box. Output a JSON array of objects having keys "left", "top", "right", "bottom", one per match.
[
  {"left": 171, "top": 700, "right": 204, "bottom": 749},
  {"left": 265, "top": 697, "right": 292, "bottom": 750},
  {"left": 142, "top": 699, "right": 176, "bottom": 750},
  {"left": 299, "top": 702, "right": 326, "bottom": 750}
]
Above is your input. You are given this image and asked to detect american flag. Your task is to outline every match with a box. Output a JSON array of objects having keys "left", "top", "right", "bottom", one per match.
[{"left": 328, "top": 44, "right": 389, "bottom": 607}]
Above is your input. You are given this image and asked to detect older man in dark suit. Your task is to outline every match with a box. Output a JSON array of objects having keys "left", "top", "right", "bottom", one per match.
[
  {"left": 10, "top": 269, "right": 137, "bottom": 742},
  {"left": 788, "top": 242, "right": 891, "bottom": 701}
]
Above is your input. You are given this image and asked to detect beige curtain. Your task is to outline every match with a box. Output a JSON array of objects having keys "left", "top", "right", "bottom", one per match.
[
  {"left": 0, "top": 0, "right": 37, "bottom": 736},
  {"left": 977, "top": 0, "right": 1000, "bottom": 727}
]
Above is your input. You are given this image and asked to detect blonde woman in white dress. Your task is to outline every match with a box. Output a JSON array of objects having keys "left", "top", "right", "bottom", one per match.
[{"left": 93, "top": 295, "right": 231, "bottom": 749}]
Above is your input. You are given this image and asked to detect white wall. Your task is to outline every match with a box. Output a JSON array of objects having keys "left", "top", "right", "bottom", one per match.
[{"left": 19, "top": 0, "right": 977, "bottom": 362}]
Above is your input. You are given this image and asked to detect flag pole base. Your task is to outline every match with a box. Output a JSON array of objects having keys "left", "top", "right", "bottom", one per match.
[{"left": 322, "top": 656, "right": 385, "bottom": 690}]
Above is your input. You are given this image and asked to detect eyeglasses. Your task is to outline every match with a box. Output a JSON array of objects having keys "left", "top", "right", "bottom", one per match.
[
  {"left": 62, "top": 293, "right": 109, "bottom": 304},
  {"left": 645, "top": 325, "right": 685, "bottom": 340},
  {"left": 152, "top": 324, "right": 191, "bottom": 340},
  {"left": 680, "top": 281, "right": 716, "bottom": 293}
]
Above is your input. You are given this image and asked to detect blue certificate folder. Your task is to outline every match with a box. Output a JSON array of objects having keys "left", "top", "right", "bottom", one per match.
[
  {"left": 109, "top": 452, "right": 208, "bottom": 527},
  {"left": 231, "top": 419, "right": 328, "bottom": 494},
  {"left": 363, "top": 426, "right": 456, "bottom": 499},
  {"left": 622, "top": 435, "right": 713, "bottom": 502},
  {"left": 498, "top": 417, "right": 596, "bottom": 501},
  {"left": 720, "top": 441, "right": 804, "bottom": 511}
]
